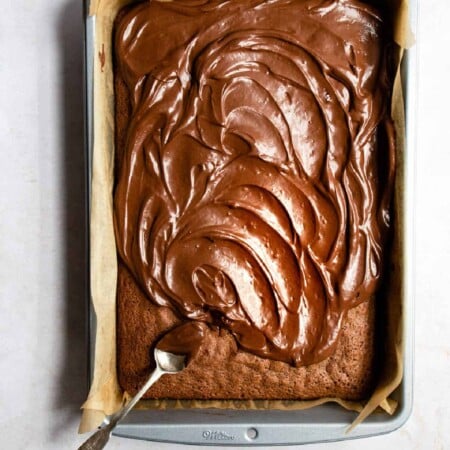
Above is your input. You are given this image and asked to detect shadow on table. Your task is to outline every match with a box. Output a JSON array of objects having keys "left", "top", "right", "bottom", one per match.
[{"left": 52, "top": 0, "right": 88, "bottom": 438}]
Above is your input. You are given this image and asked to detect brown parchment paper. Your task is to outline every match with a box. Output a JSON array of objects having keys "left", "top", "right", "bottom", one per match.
[{"left": 79, "top": 0, "right": 414, "bottom": 434}]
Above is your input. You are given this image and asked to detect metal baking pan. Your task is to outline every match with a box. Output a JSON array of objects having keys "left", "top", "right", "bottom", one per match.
[{"left": 84, "top": 0, "right": 417, "bottom": 445}]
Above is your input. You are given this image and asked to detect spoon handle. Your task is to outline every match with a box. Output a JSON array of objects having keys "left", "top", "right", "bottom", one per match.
[
  {"left": 78, "top": 367, "right": 163, "bottom": 450},
  {"left": 77, "top": 423, "right": 114, "bottom": 450},
  {"left": 112, "top": 367, "right": 163, "bottom": 424}
]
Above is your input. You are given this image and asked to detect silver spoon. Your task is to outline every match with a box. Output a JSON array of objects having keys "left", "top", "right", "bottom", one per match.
[{"left": 78, "top": 348, "right": 186, "bottom": 450}]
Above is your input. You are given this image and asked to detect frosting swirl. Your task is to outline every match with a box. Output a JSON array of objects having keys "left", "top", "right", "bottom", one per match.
[{"left": 114, "top": 0, "right": 395, "bottom": 366}]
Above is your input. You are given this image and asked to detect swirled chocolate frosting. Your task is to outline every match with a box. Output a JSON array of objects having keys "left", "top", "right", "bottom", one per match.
[{"left": 114, "top": 0, "right": 395, "bottom": 367}]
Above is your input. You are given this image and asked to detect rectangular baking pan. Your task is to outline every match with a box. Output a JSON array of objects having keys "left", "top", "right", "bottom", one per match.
[{"left": 84, "top": 0, "right": 417, "bottom": 445}]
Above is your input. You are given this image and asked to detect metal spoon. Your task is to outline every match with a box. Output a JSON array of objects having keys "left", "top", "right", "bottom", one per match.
[{"left": 78, "top": 348, "right": 186, "bottom": 450}]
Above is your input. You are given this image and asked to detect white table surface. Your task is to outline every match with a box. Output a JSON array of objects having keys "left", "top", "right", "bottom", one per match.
[{"left": 1, "top": 1, "right": 449, "bottom": 449}]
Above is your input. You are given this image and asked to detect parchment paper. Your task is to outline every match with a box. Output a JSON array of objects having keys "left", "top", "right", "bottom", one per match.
[{"left": 79, "top": 0, "right": 414, "bottom": 434}]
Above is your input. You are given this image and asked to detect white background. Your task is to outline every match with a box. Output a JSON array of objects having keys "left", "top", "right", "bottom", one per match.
[{"left": 1, "top": 1, "right": 449, "bottom": 449}]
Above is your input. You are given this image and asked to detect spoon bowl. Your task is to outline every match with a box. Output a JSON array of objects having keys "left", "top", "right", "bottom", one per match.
[{"left": 154, "top": 348, "right": 186, "bottom": 373}]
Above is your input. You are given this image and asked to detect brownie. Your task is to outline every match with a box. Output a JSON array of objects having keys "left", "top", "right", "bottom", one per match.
[{"left": 113, "top": 0, "right": 395, "bottom": 400}]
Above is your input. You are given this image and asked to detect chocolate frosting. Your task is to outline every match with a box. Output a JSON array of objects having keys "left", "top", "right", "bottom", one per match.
[
  {"left": 157, "top": 322, "right": 208, "bottom": 360},
  {"left": 114, "top": 0, "right": 395, "bottom": 366}
]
